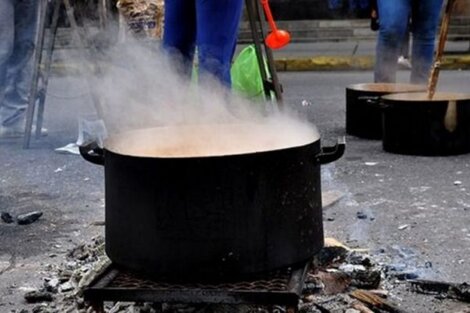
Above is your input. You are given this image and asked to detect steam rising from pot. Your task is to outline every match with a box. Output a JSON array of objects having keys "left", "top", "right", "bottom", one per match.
[{"left": 85, "top": 38, "right": 318, "bottom": 153}]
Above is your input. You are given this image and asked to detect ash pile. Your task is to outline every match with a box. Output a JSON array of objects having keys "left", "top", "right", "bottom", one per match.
[
  {"left": 302, "top": 238, "right": 469, "bottom": 313},
  {"left": 15, "top": 237, "right": 470, "bottom": 313},
  {"left": 19, "top": 236, "right": 111, "bottom": 313}
]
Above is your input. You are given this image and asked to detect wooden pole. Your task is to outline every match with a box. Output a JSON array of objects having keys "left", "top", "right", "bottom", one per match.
[{"left": 427, "top": 0, "right": 457, "bottom": 100}]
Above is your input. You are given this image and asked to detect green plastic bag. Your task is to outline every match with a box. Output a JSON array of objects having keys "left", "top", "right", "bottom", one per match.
[{"left": 231, "top": 45, "right": 267, "bottom": 101}]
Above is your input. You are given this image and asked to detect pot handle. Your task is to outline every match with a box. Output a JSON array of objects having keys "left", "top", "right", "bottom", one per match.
[
  {"left": 316, "top": 136, "right": 346, "bottom": 165},
  {"left": 79, "top": 141, "right": 105, "bottom": 166},
  {"left": 358, "top": 95, "right": 390, "bottom": 109},
  {"left": 357, "top": 95, "right": 380, "bottom": 105}
]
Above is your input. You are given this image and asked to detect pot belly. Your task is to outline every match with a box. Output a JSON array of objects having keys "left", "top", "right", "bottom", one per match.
[{"left": 104, "top": 143, "right": 323, "bottom": 280}]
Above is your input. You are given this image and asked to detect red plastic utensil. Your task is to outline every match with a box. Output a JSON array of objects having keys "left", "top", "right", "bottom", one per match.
[{"left": 260, "top": 0, "right": 291, "bottom": 49}]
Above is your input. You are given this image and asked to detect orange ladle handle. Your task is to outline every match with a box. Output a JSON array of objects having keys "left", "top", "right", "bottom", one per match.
[{"left": 260, "top": 0, "right": 279, "bottom": 33}]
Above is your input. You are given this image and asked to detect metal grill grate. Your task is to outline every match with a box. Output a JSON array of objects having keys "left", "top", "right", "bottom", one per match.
[
  {"left": 108, "top": 268, "right": 293, "bottom": 291},
  {"left": 83, "top": 262, "right": 309, "bottom": 312}
]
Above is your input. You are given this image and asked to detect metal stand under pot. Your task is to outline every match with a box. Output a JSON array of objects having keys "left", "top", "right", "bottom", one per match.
[{"left": 83, "top": 262, "right": 309, "bottom": 313}]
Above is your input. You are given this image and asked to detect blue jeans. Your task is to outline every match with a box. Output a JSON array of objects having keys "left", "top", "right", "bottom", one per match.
[
  {"left": 163, "top": 0, "right": 243, "bottom": 87},
  {"left": 374, "top": 0, "right": 443, "bottom": 84},
  {"left": 348, "top": 0, "right": 369, "bottom": 10},
  {"left": 328, "top": 0, "right": 343, "bottom": 10},
  {"left": 0, "top": 0, "right": 39, "bottom": 128}
]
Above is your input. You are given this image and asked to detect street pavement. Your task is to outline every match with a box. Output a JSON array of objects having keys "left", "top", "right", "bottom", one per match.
[
  {"left": 269, "top": 40, "right": 470, "bottom": 71},
  {"left": 1, "top": 46, "right": 470, "bottom": 312},
  {"left": 52, "top": 40, "right": 470, "bottom": 74}
]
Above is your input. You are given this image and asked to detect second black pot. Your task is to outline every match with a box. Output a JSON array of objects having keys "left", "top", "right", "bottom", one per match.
[{"left": 382, "top": 92, "right": 470, "bottom": 156}]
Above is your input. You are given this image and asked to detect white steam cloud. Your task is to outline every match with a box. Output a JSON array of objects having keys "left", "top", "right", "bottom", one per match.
[{"left": 81, "top": 38, "right": 319, "bottom": 157}]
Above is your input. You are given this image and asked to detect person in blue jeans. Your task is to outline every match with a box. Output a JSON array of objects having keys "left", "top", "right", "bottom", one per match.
[
  {"left": 162, "top": 0, "right": 244, "bottom": 88},
  {"left": 374, "top": 0, "right": 443, "bottom": 84},
  {"left": 0, "top": 0, "right": 40, "bottom": 137}
]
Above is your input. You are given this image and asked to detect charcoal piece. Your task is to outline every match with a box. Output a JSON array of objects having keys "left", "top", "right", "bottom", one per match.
[
  {"left": 1, "top": 212, "right": 14, "bottom": 223},
  {"left": 349, "top": 269, "right": 382, "bottom": 289},
  {"left": 24, "top": 290, "right": 54, "bottom": 303},
  {"left": 356, "top": 212, "right": 368, "bottom": 219},
  {"left": 17, "top": 211, "right": 43, "bottom": 225}
]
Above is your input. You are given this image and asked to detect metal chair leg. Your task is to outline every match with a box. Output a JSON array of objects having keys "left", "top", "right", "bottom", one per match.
[
  {"left": 25, "top": 0, "right": 105, "bottom": 149},
  {"left": 35, "top": 0, "right": 61, "bottom": 139}
]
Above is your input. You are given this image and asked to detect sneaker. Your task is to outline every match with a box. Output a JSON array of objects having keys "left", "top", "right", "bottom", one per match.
[
  {"left": 398, "top": 56, "right": 412, "bottom": 69},
  {"left": 0, "top": 125, "right": 48, "bottom": 138}
]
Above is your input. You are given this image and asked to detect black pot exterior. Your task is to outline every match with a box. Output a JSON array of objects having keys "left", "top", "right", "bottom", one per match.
[
  {"left": 382, "top": 97, "right": 470, "bottom": 156},
  {"left": 346, "top": 88, "right": 385, "bottom": 139},
  {"left": 103, "top": 140, "right": 326, "bottom": 281}
]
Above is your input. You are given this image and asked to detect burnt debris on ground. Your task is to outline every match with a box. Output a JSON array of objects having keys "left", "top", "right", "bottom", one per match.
[
  {"left": 1, "top": 211, "right": 43, "bottom": 225},
  {"left": 13, "top": 237, "right": 469, "bottom": 313}
]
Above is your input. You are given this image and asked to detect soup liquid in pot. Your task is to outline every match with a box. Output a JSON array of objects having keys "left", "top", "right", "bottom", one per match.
[
  {"left": 382, "top": 92, "right": 470, "bottom": 102},
  {"left": 348, "top": 83, "right": 426, "bottom": 93},
  {"left": 105, "top": 123, "right": 320, "bottom": 158}
]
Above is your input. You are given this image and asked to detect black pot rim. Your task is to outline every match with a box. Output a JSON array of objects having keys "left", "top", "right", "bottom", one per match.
[
  {"left": 382, "top": 92, "right": 470, "bottom": 102},
  {"left": 346, "top": 83, "right": 426, "bottom": 93}
]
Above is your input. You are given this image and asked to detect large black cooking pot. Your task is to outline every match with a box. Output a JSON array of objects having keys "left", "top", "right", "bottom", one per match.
[
  {"left": 346, "top": 83, "right": 426, "bottom": 139},
  {"left": 80, "top": 123, "right": 345, "bottom": 281},
  {"left": 382, "top": 92, "right": 470, "bottom": 156}
]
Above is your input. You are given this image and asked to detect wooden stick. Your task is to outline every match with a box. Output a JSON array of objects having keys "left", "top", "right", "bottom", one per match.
[
  {"left": 350, "top": 289, "right": 408, "bottom": 313},
  {"left": 351, "top": 301, "right": 375, "bottom": 313},
  {"left": 427, "top": 0, "right": 457, "bottom": 99}
]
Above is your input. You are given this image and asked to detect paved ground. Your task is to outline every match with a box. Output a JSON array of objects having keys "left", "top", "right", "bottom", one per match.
[
  {"left": 268, "top": 41, "right": 470, "bottom": 71},
  {"left": 268, "top": 40, "right": 470, "bottom": 58},
  {"left": 1, "top": 60, "right": 470, "bottom": 312},
  {"left": 53, "top": 40, "right": 470, "bottom": 73},
  {"left": 279, "top": 69, "right": 470, "bottom": 312}
]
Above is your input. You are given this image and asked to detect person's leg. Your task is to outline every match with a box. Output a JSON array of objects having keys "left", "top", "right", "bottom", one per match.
[
  {"left": 196, "top": 0, "right": 243, "bottom": 87},
  {"left": 1, "top": 0, "right": 39, "bottom": 128},
  {"left": 374, "top": 0, "right": 411, "bottom": 83},
  {"left": 162, "top": 0, "right": 196, "bottom": 78},
  {"left": 0, "top": 0, "right": 15, "bottom": 127},
  {"left": 410, "top": 0, "right": 443, "bottom": 84},
  {"left": 397, "top": 23, "right": 412, "bottom": 69}
]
